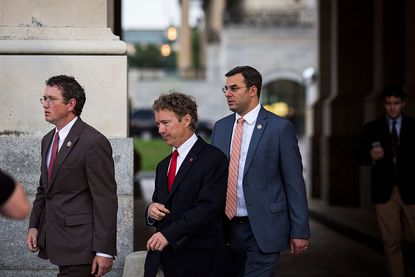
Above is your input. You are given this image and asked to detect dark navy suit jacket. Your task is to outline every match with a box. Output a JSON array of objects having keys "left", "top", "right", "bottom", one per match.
[
  {"left": 144, "top": 136, "right": 231, "bottom": 276},
  {"left": 211, "top": 107, "right": 310, "bottom": 253}
]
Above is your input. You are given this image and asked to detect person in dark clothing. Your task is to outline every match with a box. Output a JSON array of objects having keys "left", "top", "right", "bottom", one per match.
[
  {"left": 0, "top": 169, "right": 30, "bottom": 220},
  {"left": 359, "top": 85, "right": 415, "bottom": 277}
]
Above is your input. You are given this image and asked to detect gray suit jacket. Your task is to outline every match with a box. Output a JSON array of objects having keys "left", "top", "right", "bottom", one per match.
[
  {"left": 211, "top": 106, "right": 310, "bottom": 253},
  {"left": 29, "top": 118, "right": 118, "bottom": 266}
]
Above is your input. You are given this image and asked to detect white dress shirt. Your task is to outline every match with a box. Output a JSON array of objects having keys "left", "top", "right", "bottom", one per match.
[
  {"left": 169, "top": 133, "right": 198, "bottom": 174},
  {"left": 231, "top": 103, "right": 261, "bottom": 216},
  {"left": 387, "top": 115, "right": 402, "bottom": 139}
]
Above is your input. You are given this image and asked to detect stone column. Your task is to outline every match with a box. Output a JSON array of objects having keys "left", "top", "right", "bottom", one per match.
[
  {"left": 308, "top": 0, "right": 332, "bottom": 200},
  {"left": 405, "top": 0, "right": 415, "bottom": 115},
  {"left": 315, "top": 0, "right": 374, "bottom": 206},
  {"left": 178, "top": 0, "right": 192, "bottom": 78},
  {"left": 0, "top": 1, "right": 132, "bottom": 276},
  {"left": 203, "top": 0, "right": 226, "bottom": 81}
]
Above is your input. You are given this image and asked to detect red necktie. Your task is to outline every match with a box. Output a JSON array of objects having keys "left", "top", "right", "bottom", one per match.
[
  {"left": 225, "top": 118, "right": 245, "bottom": 219},
  {"left": 48, "top": 132, "right": 60, "bottom": 182},
  {"left": 167, "top": 150, "right": 179, "bottom": 192}
]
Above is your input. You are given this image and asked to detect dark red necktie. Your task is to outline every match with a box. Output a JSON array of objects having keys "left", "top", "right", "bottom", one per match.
[
  {"left": 167, "top": 150, "right": 179, "bottom": 192},
  {"left": 48, "top": 132, "right": 60, "bottom": 181},
  {"left": 391, "top": 121, "right": 398, "bottom": 163}
]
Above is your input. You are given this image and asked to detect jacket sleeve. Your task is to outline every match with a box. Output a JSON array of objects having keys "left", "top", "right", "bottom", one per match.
[
  {"left": 279, "top": 121, "right": 310, "bottom": 239},
  {"left": 85, "top": 135, "right": 118, "bottom": 256}
]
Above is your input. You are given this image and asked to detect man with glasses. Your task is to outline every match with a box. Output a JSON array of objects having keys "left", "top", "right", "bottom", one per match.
[
  {"left": 212, "top": 66, "right": 310, "bottom": 276},
  {"left": 26, "top": 75, "right": 118, "bottom": 277}
]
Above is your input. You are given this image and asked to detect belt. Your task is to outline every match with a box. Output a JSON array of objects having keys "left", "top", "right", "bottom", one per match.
[{"left": 232, "top": 216, "right": 249, "bottom": 224}]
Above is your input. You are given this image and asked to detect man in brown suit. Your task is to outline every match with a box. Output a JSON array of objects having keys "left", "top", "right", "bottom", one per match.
[{"left": 26, "top": 75, "right": 118, "bottom": 277}]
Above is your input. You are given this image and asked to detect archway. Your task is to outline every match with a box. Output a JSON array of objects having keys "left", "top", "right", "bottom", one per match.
[{"left": 262, "top": 79, "right": 306, "bottom": 136}]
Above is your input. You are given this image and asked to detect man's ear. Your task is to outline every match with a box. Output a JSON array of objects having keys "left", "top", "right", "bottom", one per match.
[
  {"left": 183, "top": 114, "right": 192, "bottom": 127},
  {"left": 249, "top": 86, "right": 258, "bottom": 98},
  {"left": 67, "top": 98, "right": 76, "bottom": 112}
]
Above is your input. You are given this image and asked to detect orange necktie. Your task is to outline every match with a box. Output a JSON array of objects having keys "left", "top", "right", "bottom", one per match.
[
  {"left": 48, "top": 131, "right": 59, "bottom": 182},
  {"left": 225, "top": 118, "right": 245, "bottom": 219}
]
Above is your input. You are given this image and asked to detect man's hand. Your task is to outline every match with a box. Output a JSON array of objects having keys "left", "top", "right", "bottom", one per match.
[
  {"left": 148, "top": 202, "right": 170, "bottom": 221},
  {"left": 91, "top": 255, "right": 113, "bottom": 277},
  {"left": 370, "top": 145, "right": 384, "bottom": 161},
  {"left": 26, "top": 228, "right": 39, "bottom": 252},
  {"left": 147, "top": 232, "right": 169, "bottom": 251},
  {"left": 290, "top": 238, "right": 309, "bottom": 255}
]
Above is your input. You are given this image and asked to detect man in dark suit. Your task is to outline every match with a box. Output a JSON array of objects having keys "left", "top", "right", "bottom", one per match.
[
  {"left": 359, "top": 86, "right": 415, "bottom": 277},
  {"left": 211, "top": 66, "right": 310, "bottom": 276},
  {"left": 144, "top": 92, "right": 231, "bottom": 277},
  {"left": 26, "top": 75, "right": 118, "bottom": 277}
]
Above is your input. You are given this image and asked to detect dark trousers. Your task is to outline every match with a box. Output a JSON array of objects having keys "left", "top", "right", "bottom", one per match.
[
  {"left": 58, "top": 264, "right": 94, "bottom": 277},
  {"left": 228, "top": 217, "right": 280, "bottom": 277}
]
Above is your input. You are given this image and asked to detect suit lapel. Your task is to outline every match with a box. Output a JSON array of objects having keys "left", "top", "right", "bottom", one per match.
[
  {"left": 42, "top": 130, "right": 55, "bottom": 189},
  {"left": 167, "top": 137, "right": 204, "bottom": 201},
  {"left": 157, "top": 158, "right": 170, "bottom": 203},
  {"left": 47, "top": 118, "right": 84, "bottom": 192},
  {"left": 244, "top": 107, "right": 268, "bottom": 176},
  {"left": 222, "top": 115, "right": 235, "bottom": 158}
]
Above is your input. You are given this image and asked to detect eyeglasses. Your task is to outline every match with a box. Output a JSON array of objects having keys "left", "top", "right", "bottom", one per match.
[
  {"left": 40, "top": 96, "right": 65, "bottom": 105},
  {"left": 221, "top": 85, "right": 248, "bottom": 94}
]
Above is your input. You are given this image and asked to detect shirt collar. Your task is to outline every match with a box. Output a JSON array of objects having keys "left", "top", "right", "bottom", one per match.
[
  {"left": 173, "top": 133, "right": 198, "bottom": 158},
  {"left": 236, "top": 103, "right": 261, "bottom": 125},
  {"left": 54, "top": 117, "right": 78, "bottom": 141},
  {"left": 387, "top": 114, "right": 402, "bottom": 125}
]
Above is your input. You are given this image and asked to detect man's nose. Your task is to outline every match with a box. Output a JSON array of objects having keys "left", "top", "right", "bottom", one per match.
[{"left": 158, "top": 125, "right": 165, "bottom": 134}]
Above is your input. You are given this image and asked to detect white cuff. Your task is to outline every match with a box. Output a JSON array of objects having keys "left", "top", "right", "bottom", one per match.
[{"left": 96, "top": 252, "right": 113, "bottom": 259}]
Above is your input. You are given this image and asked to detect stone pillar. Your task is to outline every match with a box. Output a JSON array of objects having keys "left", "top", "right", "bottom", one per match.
[
  {"left": 0, "top": 1, "right": 132, "bottom": 276},
  {"left": 309, "top": 0, "right": 332, "bottom": 200},
  {"left": 204, "top": 0, "right": 225, "bottom": 43},
  {"left": 178, "top": 0, "right": 192, "bottom": 78},
  {"left": 405, "top": 0, "right": 415, "bottom": 115},
  {"left": 203, "top": 0, "right": 226, "bottom": 81},
  {"left": 314, "top": 0, "right": 374, "bottom": 206}
]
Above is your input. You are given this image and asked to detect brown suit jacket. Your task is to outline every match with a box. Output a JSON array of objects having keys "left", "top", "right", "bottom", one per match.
[{"left": 29, "top": 118, "right": 118, "bottom": 266}]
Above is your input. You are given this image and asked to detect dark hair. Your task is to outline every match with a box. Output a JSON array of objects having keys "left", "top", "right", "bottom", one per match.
[
  {"left": 383, "top": 85, "right": 405, "bottom": 101},
  {"left": 225, "top": 66, "right": 262, "bottom": 98},
  {"left": 45, "top": 75, "right": 86, "bottom": 116},
  {"left": 152, "top": 91, "right": 198, "bottom": 131}
]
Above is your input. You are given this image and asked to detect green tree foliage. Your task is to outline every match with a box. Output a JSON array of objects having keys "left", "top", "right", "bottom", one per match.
[{"left": 128, "top": 43, "right": 177, "bottom": 69}]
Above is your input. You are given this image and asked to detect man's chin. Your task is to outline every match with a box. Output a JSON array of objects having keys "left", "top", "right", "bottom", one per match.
[
  {"left": 162, "top": 137, "right": 172, "bottom": 145},
  {"left": 228, "top": 106, "right": 237, "bottom": 113}
]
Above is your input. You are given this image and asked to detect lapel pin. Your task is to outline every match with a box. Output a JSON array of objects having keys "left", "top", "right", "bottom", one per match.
[
  {"left": 189, "top": 157, "right": 194, "bottom": 163},
  {"left": 257, "top": 124, "right": 262, "bottom": 129},
  {"left": 67, "top": 141, "right": 72, "bottom": 147}
]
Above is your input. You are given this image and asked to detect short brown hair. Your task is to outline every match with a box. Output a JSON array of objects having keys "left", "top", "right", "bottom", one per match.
[
  {"left": 225, "top": 66, "right": 262, "bottom": 98},
  {"left": 46, "top": 75, "right": 86, "bottom": 116},
  {"left": 152, "top": 91, "right": 198, "bottom": 131}
]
